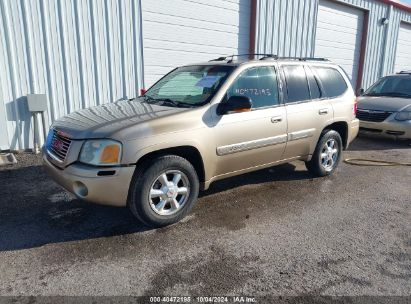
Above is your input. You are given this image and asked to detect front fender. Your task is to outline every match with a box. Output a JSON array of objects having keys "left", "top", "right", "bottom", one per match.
[{"left": 122, "top": 137, "right": 215, "bottom": 183}]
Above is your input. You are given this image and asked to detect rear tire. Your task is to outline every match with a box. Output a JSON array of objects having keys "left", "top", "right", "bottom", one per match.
[
  {"left": 305, "top": 130, "right": 343, "bottom": 177},
  {"left": 128, "top": 155, "right": 199, "bottom": 227}
]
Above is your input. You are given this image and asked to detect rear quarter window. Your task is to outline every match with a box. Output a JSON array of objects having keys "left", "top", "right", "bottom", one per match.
[{"left": 312, "top": 67, "right": 348, "bottom": 98}]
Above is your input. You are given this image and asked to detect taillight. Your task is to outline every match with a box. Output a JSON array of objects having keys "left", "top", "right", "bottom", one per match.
[
  {"left": 354, "top": 97, "right": 358, "bottom": 116},
  {"left": 140, "top": 88, "right": 147, "bottom": 96}
]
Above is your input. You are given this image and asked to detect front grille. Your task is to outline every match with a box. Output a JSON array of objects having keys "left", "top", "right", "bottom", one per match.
[
  {"left": 46, "top": 129, "right": 72, "bottom": 161},
  {"left": 356, "top": 109, "right": 393, "bottom": 122}
]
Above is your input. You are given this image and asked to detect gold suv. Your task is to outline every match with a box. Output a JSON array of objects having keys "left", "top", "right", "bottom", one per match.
[{"left": 43, "top": 55, "right": 359, "bottom": 227}]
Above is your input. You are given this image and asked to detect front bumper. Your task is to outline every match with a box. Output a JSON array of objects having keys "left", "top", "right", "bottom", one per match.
[
  {"left": 42, "top": 152, "right": 135, "bottom": 207},
  {"left": 359, "top": 118, "right": 411, "bottom": 140}
]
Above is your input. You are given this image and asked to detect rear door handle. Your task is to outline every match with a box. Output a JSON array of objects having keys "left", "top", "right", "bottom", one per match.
[
  {"left": 271, "top": 116, "right": 283, "bottom": 123},
  {"left": 319, "top": 108, "right": 329, "bottom": 115}
]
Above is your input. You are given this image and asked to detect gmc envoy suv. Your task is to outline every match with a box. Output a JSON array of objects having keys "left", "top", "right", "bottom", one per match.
[{"left": 43, "top": 55, "right": 359, "bottom": 227}]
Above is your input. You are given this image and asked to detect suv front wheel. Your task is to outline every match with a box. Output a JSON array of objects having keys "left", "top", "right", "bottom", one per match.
[
  {"left": 128, "top": 155, "right": 199, "bottom": 227},
  {"left": 305, "top": 130, "right": 343, "bottom": 177}
]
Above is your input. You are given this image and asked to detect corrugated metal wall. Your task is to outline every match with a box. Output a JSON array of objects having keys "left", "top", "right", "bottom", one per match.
[
  {"left": 1, "top": 0, "right": 411, "bottom": 151},
  {"left": 255, "top": 0, "right": 411, "bottom": 89},
  {"left": 255, "top": 0, "right": 318, "bottom": 58},
  {"left": 0, "top": 0, "right": 144, "bottom": 150}
]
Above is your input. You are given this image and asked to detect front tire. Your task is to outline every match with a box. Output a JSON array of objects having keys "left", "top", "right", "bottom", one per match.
[
  {"left": 128, "top": 155, "right": 199, "bottom": 227},
  {"left": 305, "top": 130, "right": 343, "bottom": 177}
]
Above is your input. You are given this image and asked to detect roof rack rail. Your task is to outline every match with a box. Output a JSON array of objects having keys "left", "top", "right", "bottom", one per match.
[
  {"left": 209, "top": 54, "right": 275, "bottom": 63},
  {"left": 209, "top": 54, "right": 330, "bottom": 63},
  {"left": 398, "top": 70, "right": 411, "bottom": 74},
  {"left": 259, "top": 55, "right": 330, "bottom": 61}
]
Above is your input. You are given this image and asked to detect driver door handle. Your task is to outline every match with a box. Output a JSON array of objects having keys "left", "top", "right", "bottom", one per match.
[{"left": 271, "top": 116, "right": 283, "bottom": 123}]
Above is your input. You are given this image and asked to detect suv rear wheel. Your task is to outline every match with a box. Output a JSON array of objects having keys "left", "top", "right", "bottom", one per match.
[
  {"left": 305, "top": 130, "right": 343, "bottom": 177},
  {"left": 128, "top": 155, "right": 199, "bottom": 227}
]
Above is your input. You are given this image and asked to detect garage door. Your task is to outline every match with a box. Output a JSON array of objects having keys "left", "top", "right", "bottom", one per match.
[
  {"left": 141, "top": 0, "right": 251, "bottom": 87},
  {"left": 394, "top": 22, "right": 411, "bottom": 73},
  {"left": 315, "top": 0, "right": 364, "bottom": 87}
]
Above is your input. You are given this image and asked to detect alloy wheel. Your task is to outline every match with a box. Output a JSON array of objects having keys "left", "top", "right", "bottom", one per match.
[
  {"left": 320, "top": 139, "right": 339, "bottom": 172},
  {"left": 149, "top": 170, "right": 190, "bottom": 216}
]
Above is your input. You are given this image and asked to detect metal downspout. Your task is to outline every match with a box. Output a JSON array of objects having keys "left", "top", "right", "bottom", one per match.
[{"left": 380, "top": 5, "right": 393, "bottom": 77}]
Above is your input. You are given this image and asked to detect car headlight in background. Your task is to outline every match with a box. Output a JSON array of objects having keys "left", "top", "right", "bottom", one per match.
[
  {"left": 395, "top": 105, "right": 411, "bottom": 121},
  {"left": 79, "top": 139, "right": 122, "bottom": 166}
]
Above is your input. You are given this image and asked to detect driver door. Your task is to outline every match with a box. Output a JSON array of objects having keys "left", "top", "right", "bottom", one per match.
[{"left": 211, "top": 65, "right": 288, "bottom": 177}]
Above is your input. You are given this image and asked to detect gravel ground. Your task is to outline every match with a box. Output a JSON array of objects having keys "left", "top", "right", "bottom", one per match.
[{"left": 0, "top": 136, "right": 410, "bottom": 299}]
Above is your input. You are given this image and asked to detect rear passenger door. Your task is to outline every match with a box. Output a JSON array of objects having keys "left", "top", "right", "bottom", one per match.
[{"left": 281, "top": 64, "right": 334, "bottom": 159}]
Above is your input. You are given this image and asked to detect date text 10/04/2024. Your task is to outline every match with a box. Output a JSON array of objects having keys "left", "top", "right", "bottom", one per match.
[{"left": 149, "top": 296, "right": 257, "bottom": 303}]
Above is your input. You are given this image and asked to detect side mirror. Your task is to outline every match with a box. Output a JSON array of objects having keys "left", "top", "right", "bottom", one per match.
[
  {"left": 357, "top": 88, "right": 364, "bottom": 96},
  {"left": 217, "top": 96, "right": 252, "bottom": 115}
]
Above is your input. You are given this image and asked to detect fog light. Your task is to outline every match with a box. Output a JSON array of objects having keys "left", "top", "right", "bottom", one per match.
[{"left": 73, "top": 181, "right": 88, "bottom": 197}]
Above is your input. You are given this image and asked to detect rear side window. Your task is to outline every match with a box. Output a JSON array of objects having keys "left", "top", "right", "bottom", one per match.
[
  {"left": 282, "top": 65, "right": 311, "bottom": 103},
  {"left": 312, "top": 67, "right": 348, "bottom": 98},
  {"left": 305, "top": 66, "right": 322, "bottom": 99},
  {"left": 226, "top": 66, "right": 280, "bottom": 109}
]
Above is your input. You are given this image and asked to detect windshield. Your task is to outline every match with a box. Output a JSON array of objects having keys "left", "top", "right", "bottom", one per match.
[
  {"left": 144, "top": 65, "right": 235, "bottom": 107},
  {"left": 364, "top": 76, "right": 411, "bottom": 98}
]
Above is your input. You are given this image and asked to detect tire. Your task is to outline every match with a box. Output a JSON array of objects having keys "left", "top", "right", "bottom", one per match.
[
  {"left": 128, "top": 155, "right": 199, "bottom": 227},
  {"left": 305, "top": 129, "right": 343, "bottom": 177}
]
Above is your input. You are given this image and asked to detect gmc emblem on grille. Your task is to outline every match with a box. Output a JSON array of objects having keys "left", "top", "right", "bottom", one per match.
[{"left": 53, "top": 139, "right": 63, "bottom": 151}]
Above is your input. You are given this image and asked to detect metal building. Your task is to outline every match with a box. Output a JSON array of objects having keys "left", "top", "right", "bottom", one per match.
[{"left": 1, "top": 0, "right": 411, "bottom": 151}]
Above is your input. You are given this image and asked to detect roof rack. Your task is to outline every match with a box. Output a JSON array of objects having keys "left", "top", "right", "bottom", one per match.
[
  {"left": 259, "top": 55, "right": 330, "bottom": 61},
  {"left": 209, "top": 54, "right": 330, "bottom": 63},
  {"left": 209, "top": 54, "right": 274, "bottom": 63},
  {"left": 398, "top": 70, "right": 411, "bottom": 74}
]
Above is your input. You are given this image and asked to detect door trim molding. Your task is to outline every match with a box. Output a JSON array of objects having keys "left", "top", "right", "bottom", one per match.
[
  {"left": 287, "top": 128, "right": 316, "bottom": 142},
  {"left": 216, "top": 134, "right": 287, "bottom": 156}
]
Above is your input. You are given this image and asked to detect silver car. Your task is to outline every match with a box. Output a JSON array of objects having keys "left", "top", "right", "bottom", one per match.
[{"left": 357, "top": 71, "right": 411, "bottom": 140}]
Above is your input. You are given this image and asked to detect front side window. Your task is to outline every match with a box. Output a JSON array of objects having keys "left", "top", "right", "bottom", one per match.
[
  {"left": 364, "top": 76, "right": 411, "bottom": 98},
  {"left": 225, "top": 66, "right": 280, "bottom": 109},
  {"left": 144, "top": 65, "right": 234, "bottom": 107},
  {"left": 282, "top": 65, "right": 311, "bottom": 103},
  {"left": 312, "top": 67, "right": 348, "bottom": 98}
]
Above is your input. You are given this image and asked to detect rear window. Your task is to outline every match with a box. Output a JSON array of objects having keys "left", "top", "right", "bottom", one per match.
[
  {"left": 312, "top": 67, "right": 348, "bottom": 98},
  {"left": 282, "top": 65, "right": 311, "bottom": 103}
]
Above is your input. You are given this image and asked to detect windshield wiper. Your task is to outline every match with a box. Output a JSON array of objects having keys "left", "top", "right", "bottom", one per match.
[
  {"left": 365, "top": 92, "right": 411, "bottom": 98},
  {"left": 142, "top": 95, "right": 195, "bottom": 108},
  {"left": 155, "top": 98, "right": 195, "bottom": 108},
  {"left": 388, "top": 92, "right": 411, "bottom": 98},
  {"left": 142, "top": 95, "right": 158, "bottom": 103}
]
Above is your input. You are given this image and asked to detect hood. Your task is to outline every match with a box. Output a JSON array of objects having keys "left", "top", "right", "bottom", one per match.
[
  {"left": 358, "top": 96, "right": 411, "bottom": 112},
  {"left": 51, "top": 98, "right": 188, "bottom": 139}
]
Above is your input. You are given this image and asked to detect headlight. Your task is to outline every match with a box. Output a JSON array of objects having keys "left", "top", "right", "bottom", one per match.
[
  {"left": 79, "top": 139, "right": 122, "bottom": 166},
  {"left": 395, "top": 105, "right": 411, "bottom": 121}
]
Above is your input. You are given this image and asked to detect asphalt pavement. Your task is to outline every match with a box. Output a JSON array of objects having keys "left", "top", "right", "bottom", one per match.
[{"left": 0, "top": 136, "right": 410, "bottom": 298}]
